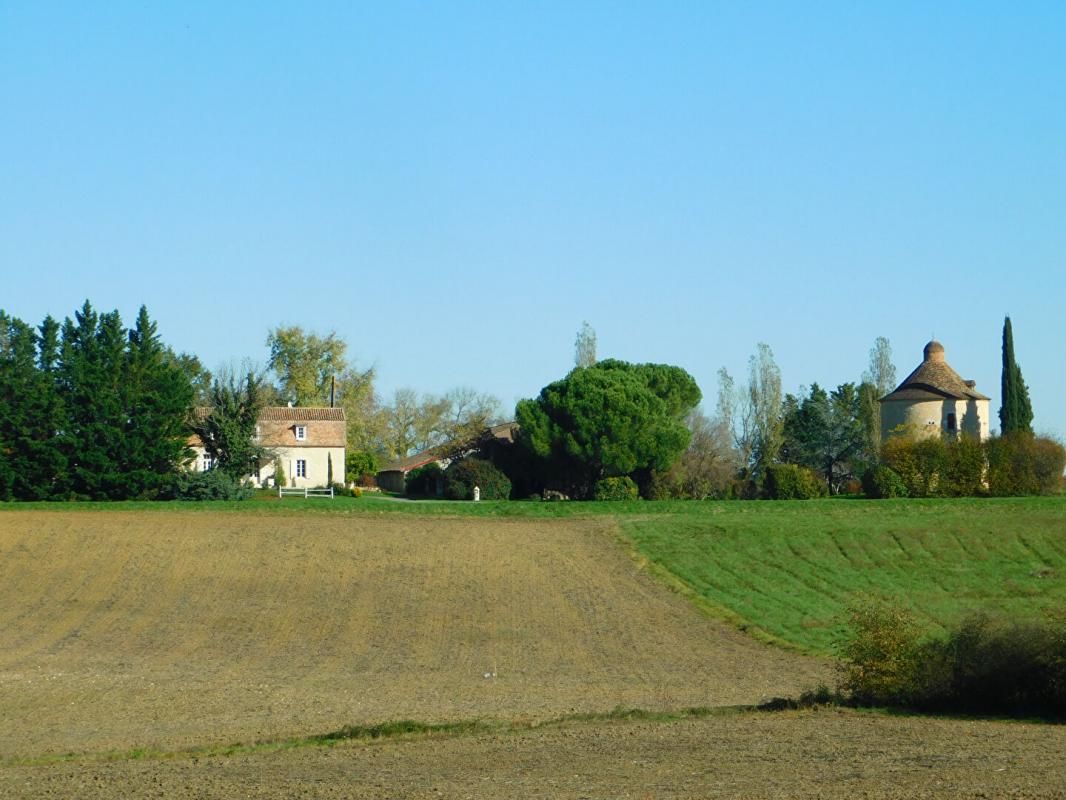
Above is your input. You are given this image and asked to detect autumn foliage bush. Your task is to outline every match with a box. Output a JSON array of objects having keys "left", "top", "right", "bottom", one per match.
[
  {"left": 877, "top": 431, "right": 1064, "bottom": 497},
  {"left": 837, "top": 602, "right": 1066, "bottom": 718}
]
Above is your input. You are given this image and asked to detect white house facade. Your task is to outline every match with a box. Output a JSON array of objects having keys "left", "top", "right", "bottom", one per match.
[{"left": 191, "top": 406, "right": 346, "bottom": 488}]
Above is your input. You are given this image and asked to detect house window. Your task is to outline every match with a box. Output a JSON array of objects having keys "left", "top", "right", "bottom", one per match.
[
  {"left": 946, "top": 413, "right": 957, "bottom": 432},
  {"left": 295, "top": 425, "right": 307, "bottom": 441},
  {"left": 202, "top": 454, "right": 214, "bottom": 471},
  {"left": 254, "top": 425, "right": 261, "bottom": 441},
  {"left": 296, "top": 459, "right": 307, "bottom": 479}
]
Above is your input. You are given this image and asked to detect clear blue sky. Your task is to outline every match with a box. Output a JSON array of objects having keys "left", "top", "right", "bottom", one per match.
[{"left": 2, "top": 2, "right": 1063, "bottom": 438}]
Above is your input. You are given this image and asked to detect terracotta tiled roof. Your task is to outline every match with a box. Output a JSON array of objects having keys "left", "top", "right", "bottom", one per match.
[
  {"left": 378, "top": 422, "right": 519, "bottom": 474},
  {"left": 379, "top": 453, "right": 442, "bottom": 474},
  {"left": 194, "top": 406, "right": 345, "bottom": 421},
  {"left": 487, "top": 422, "right": 518, "bottom": 442},
  {"left": 881, "top": 341, "right": 990, "bottom": 402},
  {"left": 258, "top": 407, "right": 345, "bottom": 421}
]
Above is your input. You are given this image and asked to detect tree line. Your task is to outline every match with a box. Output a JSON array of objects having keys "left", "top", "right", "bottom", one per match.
[
  {"left": 1, "top": 302, "right": 1060, "bottom": 501},
  {"left": 0, "top": 302, "right": 505, "bottom": 500},
  {"left": 506, "top": 319, "right": 1059, "bottom": 501},
  {"left": 0, "top": 302, "right": 194, "bottom": 500}
]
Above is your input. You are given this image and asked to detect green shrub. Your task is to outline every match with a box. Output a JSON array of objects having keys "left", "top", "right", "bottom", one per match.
[
  {"left": 986, "top": 433, "right": 1066, "bottom": 496},
  {"left": 405, "top": 462, "right": 443, "bottom": 496},
  {"left": 274, "top": 460, "right": 286, "bottom": 488},
  {"left": 593, "top": 476, "right": 639, "bottom": 501},
  {"left": 882, "top": 436, "right": 947, "bottom": 497},
  {"left": 836, "top": 602, "right": 924, "bottom": 707},
  {"left": 444, "top": 458, "right": 511, "bottom": 500},
  {"left": 346, "top": 450, "right": 379, "bottom": 485},
  {"left": 164, "top": 470, "right": 250, "bottom": 501},
  {"left": 837, "top": 602, "right": 1066, "bottom": 718},
  {"left": 940, "top": 434, "right": 986, "bottom": 496},
  {"left": 861, "top": 465, "right": 908, "bottom": 499},
  {"left": 762, "top": 463, "right": 826, "bottom": 499}
]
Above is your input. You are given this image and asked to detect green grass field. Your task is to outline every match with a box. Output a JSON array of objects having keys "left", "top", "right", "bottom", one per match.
[{"left": 621, "top": 497, "right": 1066, "bottom": 654}]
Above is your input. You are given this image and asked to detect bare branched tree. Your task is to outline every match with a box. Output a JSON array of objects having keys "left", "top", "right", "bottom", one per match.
[{"left": 574, "top": 321, "right": 597, "bottom": 368}]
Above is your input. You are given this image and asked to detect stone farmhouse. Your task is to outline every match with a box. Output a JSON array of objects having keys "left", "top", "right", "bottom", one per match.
[
  {"left": 880, "top": 341, "right": 991, "bottom": 442},
  {"left": 190, "top": 406, "right": 346, "bottom": 488}
]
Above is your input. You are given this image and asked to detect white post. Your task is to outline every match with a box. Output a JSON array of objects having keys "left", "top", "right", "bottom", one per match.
[{"left": 473, "top": 485, "right": 480, "bottom": 502}]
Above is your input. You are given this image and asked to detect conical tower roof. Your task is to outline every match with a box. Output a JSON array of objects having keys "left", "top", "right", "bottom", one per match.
[{"left": 881, "top": 341, "right": 989, "bottom": 402}]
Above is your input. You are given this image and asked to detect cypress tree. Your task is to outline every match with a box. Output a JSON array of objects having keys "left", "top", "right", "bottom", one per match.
[{"left": 999, "top": 316, "right": 1034, "bottom": 435}]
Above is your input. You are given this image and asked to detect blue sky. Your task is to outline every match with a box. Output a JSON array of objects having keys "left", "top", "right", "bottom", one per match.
[{"left": 2, "top": 2, "right": 1063, "bottom": 437}]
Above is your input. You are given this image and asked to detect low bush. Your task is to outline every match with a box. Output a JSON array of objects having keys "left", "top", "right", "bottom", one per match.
[
  {"left": 762, "top": 463, "right": 827, "bottom": 500},
  {"left": 879, "top": 431, "right": 1065, "bottom": 498},
  {"left": 861, "top": 465, "right": 908, "bottom": 499},
  {"left": 882, "top": 436, "right": 946, "bottom": 497},
  {"left": 837, "top": 601, "right": 1066, "bottom": 718},
  {"left": 346, "top": 450, "right": 379, "bottom": 485},
  {"left": 405, "top": 462, "right": 443, "bottom": 496},
  {"left": 444, "top": 458, "right": 511, "bottom": 500},
  {"left": 593, "top": 476, "right": 639, "bottom": 501},
  {"left": 164, "top": 469, "right": 250, "bottom": 501},
  {"left": 986, "top": 432, "right": 1066, "bottom": 496},
  {"left": 837, "top": 602, "right": 924, "bottom": 707}
]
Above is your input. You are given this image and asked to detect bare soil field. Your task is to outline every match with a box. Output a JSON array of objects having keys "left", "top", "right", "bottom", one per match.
[
  {"left": 4, "top": 709, "right": 1065, "bottom": 799},
  {"left": 0, "top": 510, "right": 827, "bottom": 762}
]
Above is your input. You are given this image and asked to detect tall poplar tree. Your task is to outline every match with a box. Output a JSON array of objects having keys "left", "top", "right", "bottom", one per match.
[
  {"left": 574, "top": 321, "right": 597, "bottom": 368},
  {"left": 999, "top": 316, "right": 1034, "bottom": 435}
]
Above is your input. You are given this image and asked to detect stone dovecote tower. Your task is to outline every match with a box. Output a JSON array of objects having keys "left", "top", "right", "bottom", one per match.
[{"left": 879, "top": 341, "right": 991, "bottom": 441}]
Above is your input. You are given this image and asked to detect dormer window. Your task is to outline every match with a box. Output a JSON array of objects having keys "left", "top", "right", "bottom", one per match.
[{"left": 295, "top": 425, "right": 307, "bottom": 441}]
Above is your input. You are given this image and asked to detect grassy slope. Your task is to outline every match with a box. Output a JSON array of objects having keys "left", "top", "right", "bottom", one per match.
[{"left": 622, "top": 497, "right": 1066, "bottom": 654}]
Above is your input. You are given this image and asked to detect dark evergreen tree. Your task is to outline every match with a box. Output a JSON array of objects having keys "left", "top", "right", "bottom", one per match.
[
  {"left": 0, "top": 313, "right": 69, "bottom": 499},
  {"left": 189, "top": 370, "right": 266, "bottom": 481},
  {"left": 781, "top": 382, "right": 866, "bottom": 494},
  {"left": 58, "top": 303, "right": 128, "bottom": 498},
  {"left": 515, "top": 360, "right": 701, "bottom": 498},
  {"left": 122, "top": 306, "right": 195, "bottom": 497},
  {"left": 0, "top": 302, "right": 195, "bottom": 500},
  {"left": 999, "top": 316, "right": 1034, "bottom": 435}
]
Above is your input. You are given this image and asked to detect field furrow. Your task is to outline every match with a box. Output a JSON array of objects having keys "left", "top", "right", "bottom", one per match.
[{"left": 0, "top": 511, "right": 828, "bottom": 760}]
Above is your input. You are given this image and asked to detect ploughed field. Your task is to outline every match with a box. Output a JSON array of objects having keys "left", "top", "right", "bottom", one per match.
[
  {"left": 7, "top": 709, "right": 1066, "bottom": 799},
  {"left": 3, "top": 502, "right": 1066, "bottom": 798},
  {"left": 0, "top": 511, "right": 826, "bottom": 761}
]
